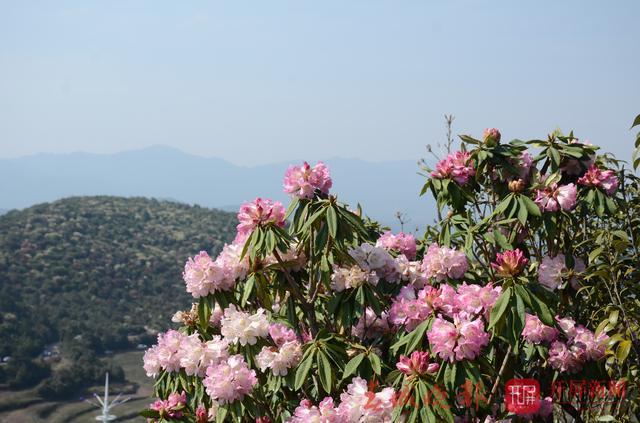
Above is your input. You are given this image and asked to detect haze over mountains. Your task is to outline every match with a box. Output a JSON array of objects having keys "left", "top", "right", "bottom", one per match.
[{"left": 0, "top": 146, "right": 436, "bottom": 230}]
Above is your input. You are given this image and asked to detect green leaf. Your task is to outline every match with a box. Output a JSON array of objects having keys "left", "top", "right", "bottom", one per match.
[
  {"left": 198, "top": 298, "right": 210, "bottom": 329},
  {"left": 343, "top": 353, "right": 365, "bottom": 379},
  {"left": 589, "top": 247, "right": 604, "bottom": 264},
  {"left": 529, "top": 291, "right": 554, "bottom": 326},
  {"left": 549, "top": 147, "right": 561, "bottom": 167},
  {"left": 285, "top": 197, "right": 300, "bottom": 219},
  {"left": 616, "top": 340, "right": 631, "bottom": 363},
  {"left": 326, "top": 205, "right": 338, "bottom": 238},
  {"left": 632, "top": 114, "right": 640, "bottom": 128},
  {"left": 317, "top": 350, "right": 333, "bottom": 393},
  {"left": 139, "top": 409, "right": 160, "bottom": 418},
  {"left": 521, "top": 195, "right": 541, "bottom": 217},
  {"left": 489, "top": 287, "right": 512, "bottom": 329},
  {"left": 405, "top": 318, "right": 431, "bottom": 353},
  {"left": 517, "top": 200, "right": 528, "bottom": 225},
  {"left": 294, "top": 353, "right": 315, "bottom": 390},
  {"left": 368, "top": 352, "right": 382, "bottom": 375},
  {"left": 241, "top": 274, "right": 255, "bottom": 306}
]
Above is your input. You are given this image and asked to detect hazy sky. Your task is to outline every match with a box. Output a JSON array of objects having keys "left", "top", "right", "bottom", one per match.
[{"left": 1, "top": 1, "right": 639, "bottom": 166}]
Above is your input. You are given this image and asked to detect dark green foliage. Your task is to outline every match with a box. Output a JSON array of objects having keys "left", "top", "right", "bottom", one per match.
[{"left": 0, "top": 196, "right": 236, "bottom": 389}]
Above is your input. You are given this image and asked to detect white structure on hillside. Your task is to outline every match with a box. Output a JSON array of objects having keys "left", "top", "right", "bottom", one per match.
[{"left": 84, "top": 372, "right": 130, "bottom": 421}]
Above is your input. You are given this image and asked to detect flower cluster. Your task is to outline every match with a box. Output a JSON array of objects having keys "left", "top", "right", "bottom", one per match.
[
  {"left": 330, "top": 264, "right": 379, "bottom": 291},
  {"left": 288, "top": 377, "right": 395, "bottom": 423},
  {"left": 220, "top": 305, "right": 270, "bottom": 346},
  {"left": 182, "top": 240, "right": 249, "bottom": 298},
  {"left": 143, "top": 330, "right": 230, "bottom": 377},
  {"left": 577, "top": 164, "right": 619, "bottom": 195},
  {"left": 548, "top": 316, "right": 609, "bottom": 373},
  {"left": 203, "top": 355, "right": 258, "bottom": 404},
  {"left": 376, "top": 231, "right": 417, "bottom": 260},
  {"left": 389, "top": 282, "right": 500, "bottom": 332},
  {"left": 421, "top": 244, "right": 468, "bottom": 281},
  {"left": 256, "top": 340, "right": 302, "bottom": 376},
  {"left": 395, "top": 254, "right": 429, "bottom": 288},
  {"left": 428, "top": 312, "right": 490, "bottom": 362},
  {"left": 256, "top": 323, "right": 302, "bottom": 376},
  {"left": 538, "top": 254, "right": 585, "bottom": 291},
  {"left": 534, "top": 182, "right": 577, "bottom": 212},
  {"left": 150, "top": 391, "right": 187, "bottom": 419},
  {"left": 348, "top": 243, "right": 400, "bottom": 282},
  {"left": 283, "top": 161, "right": 333, "bottom": 199},
  {"left": 430, "top": 151, "right": 476, "bottom": 185},
  {"left": 236, "top": 197, "right": 286, "bottom": 237},
  {"left": 521, "top": 313, "right": 558, "bottom": 344}
]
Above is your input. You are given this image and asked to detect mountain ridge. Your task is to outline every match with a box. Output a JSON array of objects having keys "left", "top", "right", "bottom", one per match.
[{"left": 0, "top": 146, "right": 436, "bottom": 229}]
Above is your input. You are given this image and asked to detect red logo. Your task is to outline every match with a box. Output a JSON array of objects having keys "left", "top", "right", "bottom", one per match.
[{"left": 505, "top": 378, "right": 540, "bottom": 415}]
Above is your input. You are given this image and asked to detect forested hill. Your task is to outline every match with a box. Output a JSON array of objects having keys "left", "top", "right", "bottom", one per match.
[{"left": 0, "top": 196, "right": 236, "bottom": 362}]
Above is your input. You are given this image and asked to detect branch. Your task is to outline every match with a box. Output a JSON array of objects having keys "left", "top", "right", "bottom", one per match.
[{"left": 487, "top": 344, "right": 512, "bottom": 405}]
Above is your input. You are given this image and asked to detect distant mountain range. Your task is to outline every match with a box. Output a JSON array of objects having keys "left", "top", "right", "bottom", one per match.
[{"left": 0, "top": 146, "right": 436, "bottom": 229}]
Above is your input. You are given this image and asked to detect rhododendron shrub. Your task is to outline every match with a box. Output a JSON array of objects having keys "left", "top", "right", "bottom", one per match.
[{"left": 142, "top": 129, "right": 640, "bottom": 422}]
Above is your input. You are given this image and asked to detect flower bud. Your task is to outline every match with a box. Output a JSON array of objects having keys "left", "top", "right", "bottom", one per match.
[
  {"left": 508, "top": 179, "right": 525, "bottom": 193},
  {"left": 491, "top": 248, "right": 528, "bottom": 277},
  {"left": 483, "top": 128, "right": 501, "bottom": 147}
]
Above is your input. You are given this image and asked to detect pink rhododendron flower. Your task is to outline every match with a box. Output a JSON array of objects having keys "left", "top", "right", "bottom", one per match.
[
  {"left": 236, "top": 198, "right": 286, "bottom": 236},
  {"left": 428, "top": 313, "right": 490, "bottom": 362},
  {"left": 182, "top": 251, "right": 220, "bottom": 298},
  {"left": 178, "top": 333, "right": 229, "bottom": 376},
  {"left": 289, "top": 379, "right": 396, "bottom": 423},
  {"left": 577, "top": 165, "right": 619, "bottom": 196},
  {"left": 336, "top": 377, "right": 396, "bottom": 422},
  {"left": 548, "top": 317, "right": 609, "bottom": 372},
  {"left": 348, "top": 243, "right": 400, "bottom": 282},
  {"left": 491, "top": 248, "right": 528, "bottom": 277},
  {"left": 431, "top": 283, "right": 459, "bottom": 316},
  {"left": 330, "top": 264, "right": 380, "bottom": 291},
  {"left": 150, "top": 391, "right": 187, "bottom": 419},
  {"left": 538, "top": 254, "right": 567, "bottom": 291},
  {"left": 572, "top": 326, "right": 609, "bottom": 361},
  {"left": 521, "top": 313, "right": 558, "bottom": 344},
  {"left": 548, "top": 341, "right": 583, "bottom": 373},
  {"left": 143, "top": 329, "right": 188, "bottom": 376},
  {"left": 396, "top": 350, "right": 439, "bottom": 376},
  {"left": 455, "top": 283, "right": 502, "bottom": 319},
  {"left": 182, "top": 240, "right": 249, "bottom": 298},
  {"left": 395, "top": 254, "right": 429, "bottom": 289},
  {"left": 534, "top": 183, "right": 577, "bottom": 212},
  {"left": 376, "top": 231, "right": 417, "bottom": 260},
  {"left": 269, "top": 323, "right": 297, "bottom": 347},
  {"left": 256, "top": 340, "right": 302, "bottom": 376},
  {"left": 422, "top": 244, "right": 468, "bottom": 281},
  {"left": 388, "top": 286, "right": 433, "bottom": 330},
  {"left": 220, "top": 305, "right": 270, "bottom": 346},
  {"left": 288, "top": 398, "right": 339, "bottom": 423},
  {"left": 353, "top": 307, "right": 391, "bottom": 339},
  {"left": 556, "top": 316, "right": 578, "bottom": 339},
  {"left": 431, "top": 151, "right": 476, "bottom": 185},
  {"left": 283, "top": 161, "right": 332, "bottom": 199},
  {"left": 203, "top": 355, "right": 257, "bottom": 404}
]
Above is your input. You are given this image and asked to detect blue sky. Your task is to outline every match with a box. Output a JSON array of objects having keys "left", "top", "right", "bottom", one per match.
[{"left": 1, "top": 1, "right": 639, "bottom": 165}]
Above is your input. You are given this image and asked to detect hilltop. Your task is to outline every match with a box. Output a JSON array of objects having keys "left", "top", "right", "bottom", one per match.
[{"left": 0, "top": 196, "right": 236, "bottom": 394}]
